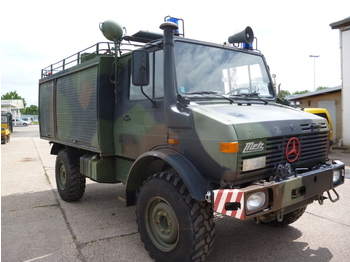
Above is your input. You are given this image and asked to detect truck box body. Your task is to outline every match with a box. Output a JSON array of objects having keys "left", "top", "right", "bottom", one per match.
[{"left": 39, "top": 53, "right": 115, "bottom": 155}]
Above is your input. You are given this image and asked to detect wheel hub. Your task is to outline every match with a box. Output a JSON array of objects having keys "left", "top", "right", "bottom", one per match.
[
  {"left": 146, "top": 197, "right": 179, "bottom": 252},
  {"left": 58, "top": 163, "right": 67, "bottom": 190}
]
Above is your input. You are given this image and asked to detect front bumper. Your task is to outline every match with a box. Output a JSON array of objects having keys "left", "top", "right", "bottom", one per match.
[{"left": 209, "top": 161, "right": 345, "bottom": 220}]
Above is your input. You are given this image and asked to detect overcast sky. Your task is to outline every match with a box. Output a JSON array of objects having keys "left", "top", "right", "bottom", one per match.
[{"left": 1, "top": 0, "right": 348, "bottom": 106}]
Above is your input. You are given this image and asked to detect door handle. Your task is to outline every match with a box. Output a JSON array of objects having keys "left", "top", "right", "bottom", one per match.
[{"left": 122, "top": 115, "right": 131, "bottom": 121}]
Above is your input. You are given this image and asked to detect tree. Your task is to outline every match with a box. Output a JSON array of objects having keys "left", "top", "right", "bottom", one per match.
[
  {"left": 276, "top": 87, "right": 329, "bottom": 107},
  {"left": 1, "top": 90, "right": 27, "bottom": 107},
  {"left": 293, "top": 90, "right": 310, "bottom": 95},
  {"left": 279, "top": 90, "right": 291, "bottom": 100},
  {"left": 21, "top": 105, "right": 39, "bottom": 115},
  {"left": 276, "top": 90, "right": 291, "bottom": 106},
  {"left": 2, "top": 90, "right": 39, "bottom": 115}
]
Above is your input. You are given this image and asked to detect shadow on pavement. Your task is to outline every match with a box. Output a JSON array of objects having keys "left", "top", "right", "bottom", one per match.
[
  {"left": 207, "top": 216, "right": 333, "bottom": 262},
  {"left": 2, "top": 181, "right": 334, "bottom": 262}
]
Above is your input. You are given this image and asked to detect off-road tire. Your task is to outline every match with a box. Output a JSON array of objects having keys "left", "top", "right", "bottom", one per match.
[
  {"left": 55, "top": 149, "right": 86, "bottom": 202},
  {"left": 136, "top": 172, "right": 215, "bottom": 262},
  {"left": 260, "top": 207, "right": 307, "bottom": 227}
]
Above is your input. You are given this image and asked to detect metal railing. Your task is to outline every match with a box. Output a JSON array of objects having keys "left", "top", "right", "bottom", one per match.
[{"left": 41, "top": 42, "right": 115, "bottom": 78}]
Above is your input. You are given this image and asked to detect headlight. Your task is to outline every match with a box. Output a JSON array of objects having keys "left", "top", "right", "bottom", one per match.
[
  {"left": 333, "top": 169, "right": 342, "bottom": 184},
  {"left": 246, "top": 192, "right": 266, "bottom": 211}
]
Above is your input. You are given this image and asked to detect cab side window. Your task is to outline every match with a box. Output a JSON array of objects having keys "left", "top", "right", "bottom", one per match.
[{"left": 130, "top": 50, "right": 164, "bottom": 100}]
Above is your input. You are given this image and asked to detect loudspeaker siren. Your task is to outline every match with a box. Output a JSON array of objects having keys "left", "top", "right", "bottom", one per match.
[{"left": 228, "top": 26, "right": 255, "bottom": 45}]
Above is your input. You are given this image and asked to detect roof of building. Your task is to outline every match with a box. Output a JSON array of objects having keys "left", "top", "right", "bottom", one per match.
[
  {"left": 330, "top": 17, "right": 350, "bottom": 29},
  {"left": 1, "top": 100, "right": 25, "bottom": 109},
  {"left": 286, "top": 86, "right": 341, "bottom": 101}
]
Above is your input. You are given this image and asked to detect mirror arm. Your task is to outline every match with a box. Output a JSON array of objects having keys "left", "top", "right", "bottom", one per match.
[{"left": 141, "top": 85, "right": 157, "bottom": 108}]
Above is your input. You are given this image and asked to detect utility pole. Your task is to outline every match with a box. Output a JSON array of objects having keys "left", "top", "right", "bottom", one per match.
[{"left": 309, "top": 55, "right": 319, "bottom": 91}]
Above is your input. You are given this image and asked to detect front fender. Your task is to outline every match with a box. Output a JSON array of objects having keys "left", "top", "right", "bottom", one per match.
[{"left": 126, "top": 148, "right": 209, "bottom": 206}]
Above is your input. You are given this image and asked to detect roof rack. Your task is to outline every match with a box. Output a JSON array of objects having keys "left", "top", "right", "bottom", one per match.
[
  {"left": 41, "top": 42, "right": 115, "bottom": 78},
  {"left": 41, "top": 30, "right": 164, "bottom": 78}
]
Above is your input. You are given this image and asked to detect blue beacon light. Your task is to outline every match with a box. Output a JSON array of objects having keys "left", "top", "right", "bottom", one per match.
[
  {"left": 243, "top": 43, "right": 253, "bottom": 49},
  {"left": 164, "top": 16, "right": 185, "bottom": 37},
  {"left": 166, "top": 17, "right": 180, "bottom": 33}
]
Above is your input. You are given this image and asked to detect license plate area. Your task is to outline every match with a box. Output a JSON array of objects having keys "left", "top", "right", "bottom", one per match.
[{"left": 292, "top": 171, "right": 333, "bottom": 200}]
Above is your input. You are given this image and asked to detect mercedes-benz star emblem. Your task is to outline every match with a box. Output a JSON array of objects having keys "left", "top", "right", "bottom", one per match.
[{"left": 285, "top": 137, "right": 301, "bottom": 163}]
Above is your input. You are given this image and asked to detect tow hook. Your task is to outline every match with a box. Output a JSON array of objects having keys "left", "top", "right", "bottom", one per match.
[
  {"left": 317, "top": 194, "right": 326, "bottom": 205},
  {"left": 277, "top": 210, "right": 284, "bottom": 222},
  {"left": 317, "top": 189, "right": 340, "bottom": 205},
  {"left": 327, "top": 188, "right": 340, "bottom": 203}
]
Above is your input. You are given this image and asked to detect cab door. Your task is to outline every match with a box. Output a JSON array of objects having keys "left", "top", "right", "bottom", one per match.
[{"left": 120, "top": 50, "right": 167, "bottom": 159}]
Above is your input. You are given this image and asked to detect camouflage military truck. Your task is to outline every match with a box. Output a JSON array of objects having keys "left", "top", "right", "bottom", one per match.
[{"left": 39, "top": 17, "right": 345, "bottom": 262}]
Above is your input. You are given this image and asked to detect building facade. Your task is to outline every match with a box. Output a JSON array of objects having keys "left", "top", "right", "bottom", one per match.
[{"left": 330, "top": 17, "right": 350, "bottom": 147}]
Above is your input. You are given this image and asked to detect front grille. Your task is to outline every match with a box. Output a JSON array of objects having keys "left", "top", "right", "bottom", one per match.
[{"left": 236, "top": 130, "right": 329, "bottom": 185}]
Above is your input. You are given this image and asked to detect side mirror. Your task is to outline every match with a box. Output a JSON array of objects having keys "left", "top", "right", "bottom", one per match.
[{"left": 131, "top": 50, "right": 149, "bottom": 86}]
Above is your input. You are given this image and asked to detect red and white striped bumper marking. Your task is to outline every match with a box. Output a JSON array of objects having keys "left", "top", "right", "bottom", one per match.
[{"left": 213, "top": 189, "right": 245, "bottom": 220}]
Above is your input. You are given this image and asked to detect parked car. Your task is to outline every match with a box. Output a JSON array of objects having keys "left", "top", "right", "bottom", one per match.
[
  {"left": 12, "top": 119, "right": 29, "bottom": 126},
  {"left": 21, "top": 118, "right": 33, "bottom": 124}
]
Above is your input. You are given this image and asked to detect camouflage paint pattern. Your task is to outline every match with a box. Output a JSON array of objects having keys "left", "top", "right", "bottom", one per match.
[
  {"left": 39, "top": 54, "right": 115, "bottom": 155},
  {"left": 39, "top": 36, "right": 344, "bottom": 213}
]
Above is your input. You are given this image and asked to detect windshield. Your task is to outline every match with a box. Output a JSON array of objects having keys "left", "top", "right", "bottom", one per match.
[{"left": 174, "top": 41, "right": 274, "bottom": 98}]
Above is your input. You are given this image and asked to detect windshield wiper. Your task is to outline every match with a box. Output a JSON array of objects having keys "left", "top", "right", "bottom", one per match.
[
  {"left": 186, "top": 91, "right": 218, "bottom": 95},
  {"left": 229, "top": 92, "right": 268, "bottom": 105},
  {"left": 246, "top": 93, "right": 269, "bottom": 104},
  {"left": 185, "top": 91, "right": 235, "bottom": 104}
]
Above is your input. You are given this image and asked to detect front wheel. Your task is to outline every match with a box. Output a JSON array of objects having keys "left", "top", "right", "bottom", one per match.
[
  {"left": 55, "top": 149, "right": 86, "bottom": 202},
  {"left": 136, "top": 172, "right": 215, "bottom": 262}
]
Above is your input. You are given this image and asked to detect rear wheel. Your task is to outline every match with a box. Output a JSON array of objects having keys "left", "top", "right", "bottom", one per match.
[
  {"left": 55, "top": 149, "right": 86, "bottom": 202},
  {"left": 136, "top": 172, "right": 215, "bottom": 262}
]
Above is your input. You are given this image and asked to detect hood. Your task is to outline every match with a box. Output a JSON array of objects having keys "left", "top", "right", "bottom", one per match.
[{"left": 191, "top": 102, "right": 329, "bottom": 140}]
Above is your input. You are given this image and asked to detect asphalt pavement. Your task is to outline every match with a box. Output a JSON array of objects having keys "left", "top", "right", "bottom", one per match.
[{"left": 2, "top": 125, "right": 350, "bottom": 262}]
